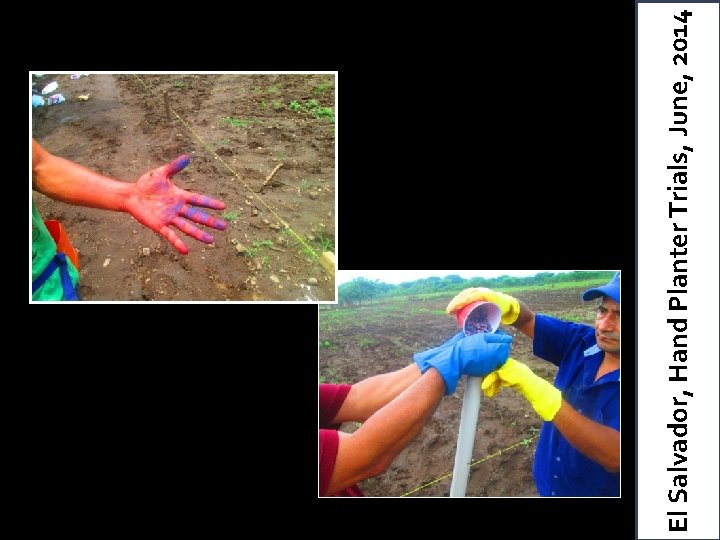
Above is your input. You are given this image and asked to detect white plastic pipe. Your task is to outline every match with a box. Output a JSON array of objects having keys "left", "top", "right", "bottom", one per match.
[{"left": 449, "top": 376, "right": 482, "bottom": 497}]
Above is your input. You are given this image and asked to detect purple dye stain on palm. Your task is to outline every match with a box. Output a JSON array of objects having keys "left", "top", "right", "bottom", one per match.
[{"left": 168, "top": 155, "right": 191, "bottom": 176}]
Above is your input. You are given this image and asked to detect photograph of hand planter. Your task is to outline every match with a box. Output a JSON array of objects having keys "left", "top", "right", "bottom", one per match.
[{"left": 454, "top": 301, "right": 501, "bottom": 336}]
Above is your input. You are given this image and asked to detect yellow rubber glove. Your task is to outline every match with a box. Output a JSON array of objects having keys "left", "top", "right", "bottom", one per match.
[
  {"left": 446, "top": 287, "right": 521, "bottom": 324},
  {"left": 481, "top": 358, "right": 562, "bottom": 421}
]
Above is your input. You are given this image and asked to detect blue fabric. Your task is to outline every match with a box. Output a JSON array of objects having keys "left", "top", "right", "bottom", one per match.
[
  {"left": 32, "top": 253, "right": 79, "bottom": 301},
  {"left": 532, "top": 314, "right": 620, "bottom": 496}
]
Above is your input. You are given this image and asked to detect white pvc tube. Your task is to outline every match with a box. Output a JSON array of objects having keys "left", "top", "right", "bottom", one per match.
[{"left": 449, "top": 376, "right": 482, "bottom": 497}]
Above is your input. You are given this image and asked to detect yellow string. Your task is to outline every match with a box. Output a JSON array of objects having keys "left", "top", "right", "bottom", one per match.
[
  {"left": 400, "top": 434, "right": 539, "bottom": 497},
  {"left": 131, "top": 74, "right": 319, "bottom": 260}
]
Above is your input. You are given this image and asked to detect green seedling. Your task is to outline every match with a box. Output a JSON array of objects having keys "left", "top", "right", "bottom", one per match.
[
  {"left": 521, "top": 438, "right": 533, "bottom": 447},
  {"left": 221, "top": 210, "right": 241, "bottom": 223},
  {"left": 246, "top": 239, "right": 273, "bottom": 259},
  {"left": 272, "top": 100, "right": 282, "bottom": 110},
  {"left": 312, "top": 83, "right": 333, "bottom": 94},
  {"left": 299, "top": 179, "right": 311, "bottom": 192},
  {"left": 221, "top": 117, "right": 249, "bottom": 128},
  {"left": 267, "top": 84, "right": 281, "bottom": 94}
]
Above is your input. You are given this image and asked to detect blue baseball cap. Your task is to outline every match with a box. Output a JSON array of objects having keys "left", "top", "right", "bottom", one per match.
[{"left": 582, "top": 271, "right": 620, "bottom": 303}]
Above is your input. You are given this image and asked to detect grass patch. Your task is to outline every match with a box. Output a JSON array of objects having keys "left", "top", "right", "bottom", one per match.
[
  {"left": 299, "top": 179, "right": 311, "bottom": 192},
  {"left": 312, "top": 83, "right": 333, "bottom": 94},
  {"left": 288, "top": 99, "right": 335, "bottom": 123},
  {"left": 221, "top": 210, "right": 242, "bottom": 223},
  {"left": 220, "top": 117, "right": 264, "bottom": 129},
  {"left": 174, "top": 80, "right": 185, "bottom": 88},
  {"left": 319, "top": 367, "right": 339, "bottom": 384},
  {"left": 316, "top": 234, "right": 334, "bottom": 252},
  {"left": 356, "top": 336, "right": 378, "bottom": 348},
  {"left": 267, "top": 84, "right": 282, "bottom": 94},
  {"left": 246, "top": 239, "right": 273, "bottom": 259}
]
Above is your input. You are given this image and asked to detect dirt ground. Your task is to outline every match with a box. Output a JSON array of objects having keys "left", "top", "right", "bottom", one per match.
[
  {"left": 31, "top": 73, "right": 335, "bottom": 301},
  {"left": 319, "top": 287, "right": 600, "bottom": 496}
]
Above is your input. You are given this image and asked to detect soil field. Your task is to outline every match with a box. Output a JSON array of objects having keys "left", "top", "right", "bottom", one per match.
[
  {"left": 32, "top": 73, "right": 335, "bottom": 301},
  {"left": 319, "top": 286, "right": 601, "bottom": 496}
]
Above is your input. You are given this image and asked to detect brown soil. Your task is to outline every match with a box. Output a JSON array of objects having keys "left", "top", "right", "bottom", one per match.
[
  {"left": 32, "top": 74, "right": 335, "bottom": 301},
  {"left": 319, "top": 287, "right": 598, "bottom": 496}
]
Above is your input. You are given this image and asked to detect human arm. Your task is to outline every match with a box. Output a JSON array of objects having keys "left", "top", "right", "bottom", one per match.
[
  {"left": 328, "top": 331, "right": 469, "bottom": 424},
  {"left": 331, "top": 364, "right": 423, "bottom": 424},
  {"left": 553, "top": 401, "right": 620, "bottom": 473},
  {"left": 31, "top": 139, "right": 228, "bottom": 254},
  {"left": 481, "top": 359, "right": 619, "bottom": 472},
  {"left": 512, "top": 300, "right": 536, "bottom": 339},
  {"left": 325, "top": 368, "right": 446, "bottom": 496}
]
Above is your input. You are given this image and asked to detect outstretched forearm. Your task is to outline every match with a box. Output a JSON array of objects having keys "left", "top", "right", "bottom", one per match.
[
  {"left": 326, "top": 369, "right": 445, "bottom": 495},
  {"left": 332, "top": 364, "right": 422, "bottom": 423},
  {"left": 32, "top": 139, "right": 131, "bottom": 212},
  {"left": 553, "top": 400, "right": 620, "bottom": 472}
]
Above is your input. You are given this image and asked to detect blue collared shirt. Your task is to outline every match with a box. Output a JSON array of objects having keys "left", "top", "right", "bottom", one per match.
[{"left": 532, "top": 314, "right": 620, "bottom": 496}]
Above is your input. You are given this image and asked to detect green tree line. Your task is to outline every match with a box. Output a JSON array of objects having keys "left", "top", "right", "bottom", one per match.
[{"left": 337, "top": 271, "right": 616, "bottom": 306}]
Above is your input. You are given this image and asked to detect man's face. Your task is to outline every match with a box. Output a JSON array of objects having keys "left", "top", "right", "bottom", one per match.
[{"left": 595, "top": 297, "right": 620, "bottom": 354}]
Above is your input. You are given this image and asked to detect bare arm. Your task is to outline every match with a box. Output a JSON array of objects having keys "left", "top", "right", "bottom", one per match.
[
  {"left": 332, "top": 364, "right": 422, "bottom": 423},
  {"left": 32, "top": 138, "right": 227, "bottom": 254},
  {"left": 512, "top": 300, "right": 536, "bottom": 339},
  {"left": 325, "top": 368, "right": 445, "bottom": 495},
  {"left": 553, "top": 400, "right": 620, "bottom": 472},
  {"left": 32, "top": 139, "right": 132, "bottom": 211}
]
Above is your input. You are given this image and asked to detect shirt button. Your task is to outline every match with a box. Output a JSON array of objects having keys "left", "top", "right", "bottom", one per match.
[
  {"left": 578, "top": 409, "right": 582, "bottom": 413},
  {"left": 556, "top": 456, "right": 561, "bottom": 461},
  {"left": 553, "top": 474, "right": 558, "bottom": 479},
  {"left": 551, "top": 491, "right": 556, "bottom": 496}
]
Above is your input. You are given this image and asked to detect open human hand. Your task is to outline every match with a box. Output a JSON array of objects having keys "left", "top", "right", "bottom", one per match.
[{"left": 124, "top": 155, "right": 228, "bottom": 254}]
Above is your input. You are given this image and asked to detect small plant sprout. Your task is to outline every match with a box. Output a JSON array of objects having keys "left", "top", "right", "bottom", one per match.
[
  {"left": 221, "top": 210, "right": 241, "bottom": 223},
  {"left": 312, "top": 83, "right": 333, "bottom": 94}
]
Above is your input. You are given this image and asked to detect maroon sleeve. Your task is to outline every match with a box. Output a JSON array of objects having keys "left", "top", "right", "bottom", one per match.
[
  {"left": 319, "top": 383, "right": 352, "bottom": 428},
  {"left": 319, "top": 428, "right": 339, "bottom": 496}
]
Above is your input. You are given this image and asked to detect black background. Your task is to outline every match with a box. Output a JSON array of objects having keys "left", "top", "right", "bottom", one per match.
[{"left": 26, "top": 2, "right": 636, "bottom": 536}]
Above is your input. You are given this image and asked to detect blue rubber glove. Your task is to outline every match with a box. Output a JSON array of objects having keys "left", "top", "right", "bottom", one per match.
[
  {"left": 413, "top": 332, "right": 465, "bottom": 374},
  {"left": 425, "top": 332, "right": 512, "bottom": 395}
]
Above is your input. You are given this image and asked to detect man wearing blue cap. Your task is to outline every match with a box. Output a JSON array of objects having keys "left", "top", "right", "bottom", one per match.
[{"left": 445, "top": 272, "right": 620, "bottom": 496}]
